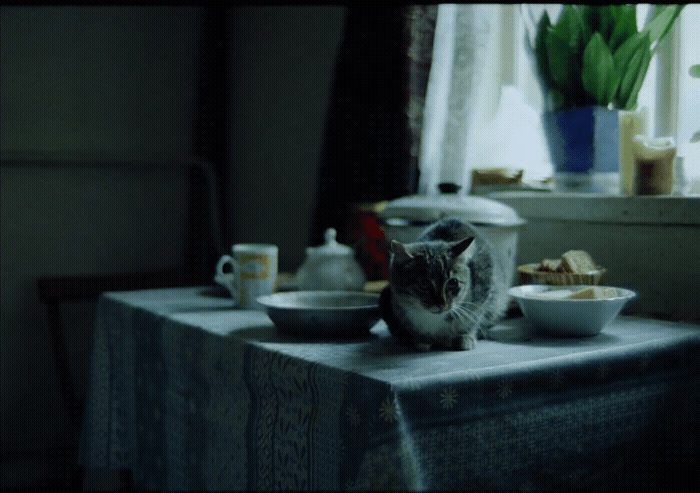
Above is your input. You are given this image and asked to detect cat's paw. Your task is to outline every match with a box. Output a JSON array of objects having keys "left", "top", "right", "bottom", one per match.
[
  {"left": 454, "top": 334, "right": 477, "bottom": 350},
  {"left": 414, "top": 341, "right": 433, "bottom": 352}
]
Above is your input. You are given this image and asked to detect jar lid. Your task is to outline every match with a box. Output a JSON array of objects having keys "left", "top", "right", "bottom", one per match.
[
  {"left": 378, "top": 193, "right": 525, "bottom": 227},
  {"left": 632, "top": 135, "right": 676, "bottom": 159},
  {"left": 306, "top": 228, "right": 353, "bottom": 256}
]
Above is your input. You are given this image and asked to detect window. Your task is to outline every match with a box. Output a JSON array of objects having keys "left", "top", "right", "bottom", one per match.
[{"left": 503, "top": 4, "right": 700, "bottom": 192}]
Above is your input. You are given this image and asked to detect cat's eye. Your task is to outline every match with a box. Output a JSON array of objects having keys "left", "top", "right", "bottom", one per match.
[
  {"left": 446, "top": 278, "right": 460, "bottom": 292},
  {"left": 417, "top": 279, "right": 431, "bottom": 291}
]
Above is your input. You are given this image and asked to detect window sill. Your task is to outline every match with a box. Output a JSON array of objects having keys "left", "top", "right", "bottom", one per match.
[{"left": 489, "top": 191, "right": 700, "bottom": 225}]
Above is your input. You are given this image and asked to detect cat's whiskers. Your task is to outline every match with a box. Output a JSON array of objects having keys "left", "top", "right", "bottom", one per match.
[
  {"left": 451, "top": 304, "right": 478, "bottom": 326},
  {"left": 452, "top": 311, "right": 472, "bottom": 328},
  {"left": 449, "top": 308, "right": 466, "bottom": 326},
  {"left": 456, "top": 302, "right": 479, "bottom": 316},
  {"left": 458, "top": 300, "right": 481, "bottom": 310},
  {"left": 465, "top": 302, "right": 488, "bottom": 328},
  {"left": 457, "top": 299, "right": 488, "bottom": 327},
  {"left": 459, "top": 303, "right": 480, "bottom": 313}
]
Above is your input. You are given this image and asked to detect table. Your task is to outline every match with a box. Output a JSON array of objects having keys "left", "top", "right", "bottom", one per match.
[{"left": 79, "top": 287, "right": 700, "bottom": 491}]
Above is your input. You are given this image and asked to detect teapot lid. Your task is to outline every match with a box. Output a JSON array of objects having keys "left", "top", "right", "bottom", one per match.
[{"left": 307, "top": 228, "right": 353, "bottom": 256}]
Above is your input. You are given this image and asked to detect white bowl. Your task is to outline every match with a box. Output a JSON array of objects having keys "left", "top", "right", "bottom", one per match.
[{"left": 508, "top": 285, "right": 636, "bottom": 337}]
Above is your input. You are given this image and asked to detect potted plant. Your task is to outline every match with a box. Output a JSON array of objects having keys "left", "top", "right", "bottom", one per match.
[
  {"left": 691, "top": 64, "right": 700, "bottom": 144},
  {"left": 529, "top": 5, "right": 684, "bottom": 190}
]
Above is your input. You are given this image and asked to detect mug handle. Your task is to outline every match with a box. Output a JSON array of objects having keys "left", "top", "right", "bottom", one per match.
[{"left": 215, "top": 254, "right": 241, "bottom": 305}]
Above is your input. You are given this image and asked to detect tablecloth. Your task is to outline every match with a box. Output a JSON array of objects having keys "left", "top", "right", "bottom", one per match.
[{"left": 79, "top": 286, "right": 700, "bottom": 491}]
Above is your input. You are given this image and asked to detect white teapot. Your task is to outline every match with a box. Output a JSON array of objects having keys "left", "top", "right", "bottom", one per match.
[{"left": 295, "top": 228, "right": 366, "bottom": 291}]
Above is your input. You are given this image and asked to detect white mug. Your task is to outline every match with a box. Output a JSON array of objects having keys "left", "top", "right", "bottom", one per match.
[{"left": 215, "top": 244, "right": 278, "bottom": 310}]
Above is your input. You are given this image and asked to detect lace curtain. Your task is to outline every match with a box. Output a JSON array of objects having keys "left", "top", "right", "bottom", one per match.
[
  {"left": 405, "top": 5, "right": 438, "bottom": 193},
  {"left": 413, "top": 4, "right": 554, "bottom": 195},
  {"left": 313, "top": 5, "right": 524, "bottom": 244},
  {"left": 417, "top": 4, "right": 501, "bottom": 196}
]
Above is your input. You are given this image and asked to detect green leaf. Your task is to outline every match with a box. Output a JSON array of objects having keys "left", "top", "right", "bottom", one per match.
[
  {"left": 608, "top": 4, "right": 625, "bottom": 23},
  {"left": 608, "top": 5, "right": 637, "bottom": 52},
  {"left": 612, "top": 32, "right": 645, "bottom": 108},
  {"left": 535, "top": 11, "right": 553, "bottom": 88},
  {"left": 553, "top": 5, "right": 583, "bottom": 51},
  {"left": 617, "top": 34, "right": 652, "bottom": 110},
  {"left": 532, "top": 3, "right": 683, "bottom": 111},
  {"left": 690, "top": 65, "right": 700, "bottom": 78},
  {"left": 613, "top": 31, "right": 646, "bottom": 74},
  {"left": 583, "top": 32, "right": 618, "bottom": 105},
  {"left": 577, "top": 5, "right": 594, "bottom": 48},
  {"left": 643, "top": 5, "right": 684, "bottom": 51},
  {"left": 546, "top": 27, "right": 578, "bottom": 96},
  {"left": 550, "top": 88, "right": 566, "bottom": 112},
  {"left": 626, "top": 47, "right": 652, "bottom": 109},
  {"left": 596, "top": 6, "right": 617, "bottom": 44}
]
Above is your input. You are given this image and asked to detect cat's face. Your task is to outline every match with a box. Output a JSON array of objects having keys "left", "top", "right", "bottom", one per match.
[{"left": 389, "top": 237, "right": 475, "bottom": 314}]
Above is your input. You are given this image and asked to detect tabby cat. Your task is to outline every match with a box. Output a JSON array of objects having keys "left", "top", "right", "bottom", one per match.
[{"left": 379, "top": 217, "right": 509, "bottom": 351}]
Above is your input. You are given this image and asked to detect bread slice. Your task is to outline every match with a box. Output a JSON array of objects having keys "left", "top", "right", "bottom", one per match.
[
  {"left": 567, "top": 286, "right": 618, "bottom": 299},
  {"left": 537, "top": 258, "right": 562, "bottom": 272},
  {"left": 560, "top": 250, "right": 597, "bottom": 274},
  {"left": 534, "top": 286, "right": 618, "bottom": 300}
]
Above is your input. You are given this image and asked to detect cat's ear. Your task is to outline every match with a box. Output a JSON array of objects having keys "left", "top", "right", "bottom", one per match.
[
  {"left": 391, "top": 240, "right": 413, "bottom": 262},
  {"left": 450, "top": 237, "right": 475, "bottom": 258}
]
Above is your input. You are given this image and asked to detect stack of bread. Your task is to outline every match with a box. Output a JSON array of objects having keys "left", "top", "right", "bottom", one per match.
[{"left": 518, "top": 250, "right": 606, "bottom": 286}]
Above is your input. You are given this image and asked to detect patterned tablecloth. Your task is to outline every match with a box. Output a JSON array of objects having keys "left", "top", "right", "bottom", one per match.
[{"left": 79, "top": 287, "right": 700, "bottom": 491}]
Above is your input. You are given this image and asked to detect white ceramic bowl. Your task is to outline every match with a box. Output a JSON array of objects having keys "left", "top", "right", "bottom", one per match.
[{"left": 508, "top": 284, "right": 636, "bottom": 337}]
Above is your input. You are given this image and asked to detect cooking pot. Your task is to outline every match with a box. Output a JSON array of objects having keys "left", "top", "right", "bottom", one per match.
[{"left": 378, "top": 192, "right": 525, "bottom": 287}]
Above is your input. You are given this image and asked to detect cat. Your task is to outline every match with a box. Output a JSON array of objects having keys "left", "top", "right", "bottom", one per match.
[{"left": 379, "top": 217, "right": 509, "bottom": 351}]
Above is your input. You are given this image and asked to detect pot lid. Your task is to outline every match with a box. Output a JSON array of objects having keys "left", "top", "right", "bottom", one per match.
[
  {"left": 378, "top": 193, "right": 525, "bottom": 227},
  {"left": 306, "top": 228, "right": 354, "bottom": 256}
]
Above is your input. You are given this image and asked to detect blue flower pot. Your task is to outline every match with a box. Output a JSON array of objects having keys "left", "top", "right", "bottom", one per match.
[{"left": 542, "top": 106, "right": 619, "bottom": 192}]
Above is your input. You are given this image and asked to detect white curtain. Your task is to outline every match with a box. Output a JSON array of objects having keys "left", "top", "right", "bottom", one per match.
[
  {"left": 419, "top": 4, "right": 499, "bottom": 196},
  {"left": 418, "top": 4, "right": 554, "bottom": 196}
]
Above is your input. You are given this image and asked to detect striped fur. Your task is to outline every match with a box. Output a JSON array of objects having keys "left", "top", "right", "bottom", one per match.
[{"left": 380, "top": 217, "right": 509, "bottom": 351}]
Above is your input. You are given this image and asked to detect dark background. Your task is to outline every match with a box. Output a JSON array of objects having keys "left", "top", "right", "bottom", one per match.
[{"left": 1, "top": 6, "right": 389, "bottom": 487}]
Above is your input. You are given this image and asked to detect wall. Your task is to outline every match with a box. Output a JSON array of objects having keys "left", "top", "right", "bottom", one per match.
[
  {"left": 228, "top": 6, "right": 346, "bottom": 272},
  {"left": 0, "top": 6, "right": 201, "bottom": 485},
  {"left": 492, "top": 192, "right": 700, "bottom": 322},
  {"left": 0, "top": 5, "right": 346, "bottom": 487}
]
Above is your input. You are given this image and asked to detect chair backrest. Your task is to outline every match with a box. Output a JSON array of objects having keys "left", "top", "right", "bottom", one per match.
[{"left": 24, "top": 154, "right": 225, "bottom": 421}]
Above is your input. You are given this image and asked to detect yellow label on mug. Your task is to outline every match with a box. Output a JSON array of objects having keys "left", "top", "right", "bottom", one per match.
[{"left": 239, "top": 253, "right": 270, "bottom": 280}]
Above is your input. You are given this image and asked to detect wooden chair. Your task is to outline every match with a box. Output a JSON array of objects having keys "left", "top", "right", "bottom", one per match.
[
  {"left": 37, "top": 268, "right": 198, "bottom": 421},
  {"left": 35, "top": 156, "right": 225, "bottom": 423}
]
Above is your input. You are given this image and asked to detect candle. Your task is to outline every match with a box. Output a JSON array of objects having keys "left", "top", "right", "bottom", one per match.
[
  {"left": 632, "top": 135, "right": 677, "bottom": 195},
  {"left": 618, "top": 109, "right": 647, "bottom": 195}
]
